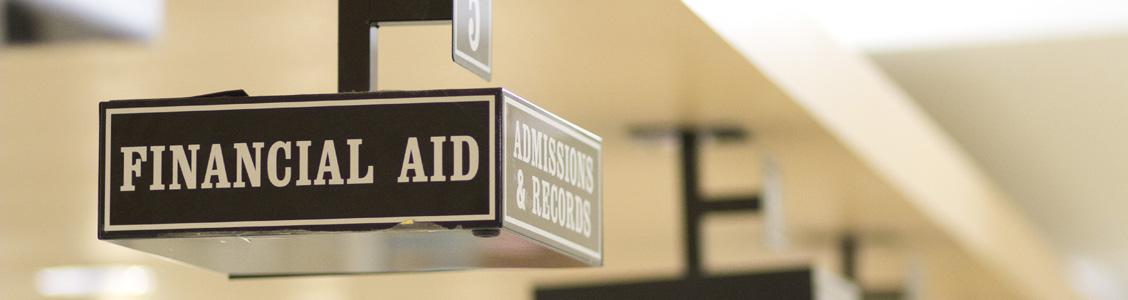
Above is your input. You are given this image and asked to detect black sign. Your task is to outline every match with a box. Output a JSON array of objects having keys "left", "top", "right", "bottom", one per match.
[
  {"left": 99, "top": 89, "right": 502, "bottom": 239},
  {"left": 536, "top": 269, "right": 830, "bottom": 300}
]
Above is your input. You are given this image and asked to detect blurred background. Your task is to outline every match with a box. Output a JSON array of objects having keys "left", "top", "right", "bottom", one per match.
[{"left": 2, "top": 0, "right": 1127, "bottom": 299}]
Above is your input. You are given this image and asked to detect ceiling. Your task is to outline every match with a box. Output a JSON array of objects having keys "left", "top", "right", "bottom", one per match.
[
  {"left": 762, "top": 1, "right": 1128, "bottom": 299},
  {"left": 780, "top": 0, "right": 1128, "bottom": 50},
  {"left": 871, "top": 35, "right": 1128, "bottom": 300}
]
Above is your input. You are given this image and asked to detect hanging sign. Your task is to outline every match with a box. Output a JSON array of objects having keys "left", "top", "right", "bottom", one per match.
[{"left": 98, "top": 88, "right": 601, "bottom": 273}]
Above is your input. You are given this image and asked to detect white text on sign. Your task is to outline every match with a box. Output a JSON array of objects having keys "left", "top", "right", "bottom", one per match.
[
  {"left": 119, "top": 136, "right": 480, "bottom": 192},
  {"left": 511, "top": 119, "right": 594, "bottom": 237}
]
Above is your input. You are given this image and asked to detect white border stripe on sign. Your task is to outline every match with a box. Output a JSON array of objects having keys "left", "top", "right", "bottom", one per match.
[
  {"left": 454, "top": 50, "right": 492, "bottom": 72},
  {"left": 507, "top": 217, "right": 600, "bottom": 259},
  {"left": 104, "top": 95, "right": 496, "bottom": 231}
]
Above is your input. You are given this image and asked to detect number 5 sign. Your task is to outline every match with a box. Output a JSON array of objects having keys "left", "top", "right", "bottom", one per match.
[{"left": 453, "top": 0, "right": 492, "bottom": 80}]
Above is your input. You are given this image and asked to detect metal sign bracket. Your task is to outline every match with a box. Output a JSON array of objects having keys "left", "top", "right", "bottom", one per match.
[{"left": 339, "top": 0, "right": 490, "bottom": 92}]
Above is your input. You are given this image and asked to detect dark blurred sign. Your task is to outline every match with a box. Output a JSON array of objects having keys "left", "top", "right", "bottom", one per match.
[
  {"left": 3, "top": 0, "right": 163, "bottom": 44},
  {"left": 537, "top": 268, "right": 859, "bottom": 300}
]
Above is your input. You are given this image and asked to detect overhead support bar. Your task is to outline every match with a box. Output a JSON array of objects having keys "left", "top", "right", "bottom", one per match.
[
  {"left": 339, "top": 0, "right": 453, "bottom": 92},
  {"left": 697, "top": 197, "right": 761, "bottom": 212}
]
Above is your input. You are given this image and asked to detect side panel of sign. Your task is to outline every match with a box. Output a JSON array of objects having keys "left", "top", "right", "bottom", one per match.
[
  {"left": 99, "top": 91, "right": 499, "bottom": 238},
  {"left": 502, "top": 92, "right": 602, "bottom": 264},
  {"left": 452, "top": 0, "right": 492, "bottom": 80}
]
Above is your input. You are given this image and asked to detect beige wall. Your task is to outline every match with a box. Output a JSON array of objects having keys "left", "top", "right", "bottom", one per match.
[{"left": 0, "top": 0, "right": 1042, "bottom": 298}]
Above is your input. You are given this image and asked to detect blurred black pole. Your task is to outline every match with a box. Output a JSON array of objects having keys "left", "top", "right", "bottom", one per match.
[
  {"left": 338, "top": 0, "right": 453, "bottom": 92},
  {"left": 840, "top": 234, "right": 858, "bottom": 282},
  {"left": 680, "top": 129, "right": 703, "bottom": 278}
]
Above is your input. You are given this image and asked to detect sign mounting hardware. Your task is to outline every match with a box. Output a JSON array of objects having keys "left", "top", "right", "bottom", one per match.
[
  {"left": 338, "top": 0, "right": 492, "bottom": 92},
  {"left": 98, "top": 0, "right": 599, "bottom": 278},
  {"left": 98, "top": 88, "right": 603, "bottom": 277}
]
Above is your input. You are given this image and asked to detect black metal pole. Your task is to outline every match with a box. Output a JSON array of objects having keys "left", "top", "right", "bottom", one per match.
[
  {"left": 338, "top": 0, "right": 453, "bottom": 92},
  {"left": 680, "top": 130, "right": 703, "bottom": 278},
  {"left": 840, "top": 234, "right": 858, "bottom": 282}
]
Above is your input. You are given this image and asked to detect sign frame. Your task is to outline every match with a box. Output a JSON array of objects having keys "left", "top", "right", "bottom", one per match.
[{"left": 98, "top": 88, "right": 505, "bottom": 240}]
